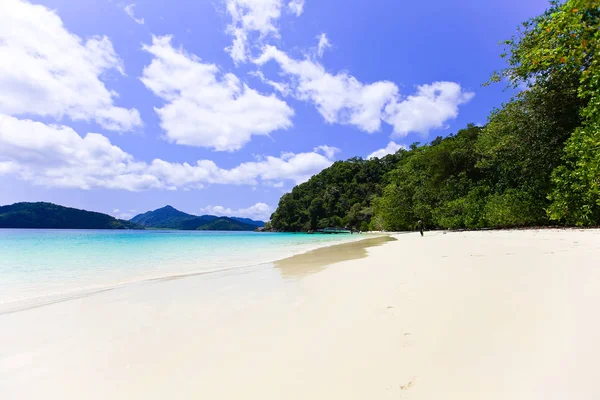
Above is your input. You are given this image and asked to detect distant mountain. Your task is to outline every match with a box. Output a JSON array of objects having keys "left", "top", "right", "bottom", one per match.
[
  {"left": 130, "top": 206, "right": 215, "bottom": 229},
  {"left": 130, "top": 206, "right": 263, "bottom": 231},
  {"left": 0, "top": 202, "right": 142, "bottom": 229},
  {"left": 196, "top": 217, "right": 257, "bottom": 231},
  {"left": 230, "top": 217, "right": 265, "bottom": 227}
]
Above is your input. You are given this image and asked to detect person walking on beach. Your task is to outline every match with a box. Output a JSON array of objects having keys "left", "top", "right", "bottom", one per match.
[{"left": 416, "top": 220, "right": 424, "bottom": 237}]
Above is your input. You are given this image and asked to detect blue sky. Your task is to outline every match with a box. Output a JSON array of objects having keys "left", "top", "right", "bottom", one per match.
[{"left": 0, "top": 0, "right": 550, "bottom": 221}]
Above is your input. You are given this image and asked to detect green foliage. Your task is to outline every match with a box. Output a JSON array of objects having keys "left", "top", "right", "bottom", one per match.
[
  {"left": 0, "top": 202, "right": 142, "bottom": 229},
  {"left": 432, "top": 186, "right": 488, "bottom": 230},
  {"left": 548, "top": 121, "right": 600, "bottom": 225},
  {"left": 493, "top": 0, "right": 600, "bottom": 224},
  {"left": 483, "top": 190, "right": 540, "bottom": 227},
  {"left": 131, "top": 205, "right": 260, "bottom": 231},
  {"left": 131, "top": 205, "right": 211, "bottom": 228},
  {"left": 272, "top": 0, "right": 600, "bottom": 231},
  {"left": 374, "top": 124, "right": 485, "bottom": 230},
  {"left": 360, "top": 221, "right": 370, "bottom": 232},
  {"left": 270, "top": 153, "right": 405, "bottom": 231},
  {"left": 196, "top": 217, "right": 258, "bottom": 231},
  {"left": 477, "top": 70, "right": 585, "bottom": 225}
]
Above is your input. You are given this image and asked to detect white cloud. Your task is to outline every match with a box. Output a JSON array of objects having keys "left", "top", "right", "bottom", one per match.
[
  {"left": 199, "top": 203, "right": 273, "bottom": 221},
  {"left": 0, "top": 114, "right": 160, "bottom": 191},
  {"left": 254, "top": 46, "right": 398, "bottom": 132},
  {"left": 124, "top": 4, "right": 145, "bottom": 25},
  {"left": 224, "top": 0, "right": 283, "bottom": 63},
  {"left": 0, "top": 161, "right": 18, "bottom": 175},
  {"left": 254, "top": 46, "right": 474, "bottom": 136},
  {"left": 141, "top": 36, "right": 294, "bottom": 151},
  {"left": 250, "top": 70, "right": 290, "bottom": 96},
  {"left": 216, "top": 149, "right": 335, "bottom": 184},
  {"left": 367, "top": 142, "right": 407, "bottom": 159},
  {"left": 316, "top": 33, "right": 331, "bottom": 57},
  {"left": 383, "top": 82, "right": 475, "bottom": 137},
  {"left": 114, "top": 211, "right": 135, "bottom": 220},
  {"left": 0, "top": 0, "right": 142, "bottom": 131},
  {"left": 287, "top": 0, "right": 304, "bottom": 16},
  {"left": 0, "top": 114, "right": 335, "bottom": 190},
  {"left": 314, "top": 145, "right": 340, "bottom": 159}
]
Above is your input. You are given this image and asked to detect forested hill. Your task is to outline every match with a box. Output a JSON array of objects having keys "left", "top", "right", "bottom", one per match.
[
  {"left": 0, "top": 202, "right": 142, "bottom": 229},
  {"left": 130, "top": 206, "right": 263, "bottom": 231},
  {"left": 270, "top": 154, "right": 403, "bottom": 232},
  {"left": 130, "top": 206, "right": 213, "bottom": 229},
  {"left": 271, "top": 0, "right": 600, "bottom": 232}
]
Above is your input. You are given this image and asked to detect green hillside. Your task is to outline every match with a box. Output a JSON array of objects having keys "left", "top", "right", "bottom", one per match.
[
  {"left": 271, "top": 0, "right": 600, "bottom": 231},
  {"left": 195, "top": 217, "right": 257, "bottom": 231},
  {"left": 130, "top": 206, "right": 217, "bottom": 229},
  {"left": 130, "top": 206, "right": 260, "bottom": 231},
  {"left": 0, "top": 202, "right": 142, "bottom": 229}
]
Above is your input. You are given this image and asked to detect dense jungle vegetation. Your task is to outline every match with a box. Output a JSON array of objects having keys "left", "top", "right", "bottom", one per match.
[{"left": 270, "top": 0, "right": 600, "bottom": 231}]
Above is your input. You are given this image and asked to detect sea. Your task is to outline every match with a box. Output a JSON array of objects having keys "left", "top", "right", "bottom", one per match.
[{"left": 0, "top": 229, "right": 362, "bottom": 313}]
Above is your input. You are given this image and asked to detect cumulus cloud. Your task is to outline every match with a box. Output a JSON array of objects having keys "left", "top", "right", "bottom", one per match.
[
  {"left": 383, "top": 82, "right": 475, "bottom": 136},
  {"left": 287, "top": 0, "right": 304, "bottom": 16},
  {"left": 254, "top": 46, "right": 474, "bottom": 136},
  {"left": 224, "top": 0, "right": 284, "bottom": 63},
  {"left": 0, "top": 0, "right": 142, "bottom": 131},
  {"left": 316, "top": 33, "right": 331, "bottom": 57},
  {"left": 255, "top": 46, "right": 396, "bottom": 132},
  {"left": 199, "top": 203, "right": 273, "bottom": 221},
  {"left": 141, "top": 36, "right": 294, "bottom": 151},
  {"left": 314, "top": 145, "right": 340, "bottom": 159},
  {"left": 0, "top": 114, "right": 335, "bottom": 190},
  {"left": 218, "top": 149, "right": 335, "bottom": 184},
  {"left": 124, "top": 4, "right": 145, "bottom": 25},
  {"left": 0, "top": 114, "right": 159, "bottom": 191},
  {"left": 367, "top": 142, "right": 407, "bottom": 159}
]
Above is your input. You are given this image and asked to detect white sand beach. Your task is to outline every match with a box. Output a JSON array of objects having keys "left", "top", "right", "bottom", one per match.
[{"left": 1, "top": 229, "right": 600, "bottom": 399}]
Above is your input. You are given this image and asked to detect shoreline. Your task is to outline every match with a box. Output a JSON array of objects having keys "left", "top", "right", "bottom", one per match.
[
  {"left": 2, "top": 229, "right": 600, "bottom": 399},
  {"left": 0, "top": 232, "right": 388, "bottom": 315},
  {"left": 275, "top": 235, "right": 396, "bottom": 278}
]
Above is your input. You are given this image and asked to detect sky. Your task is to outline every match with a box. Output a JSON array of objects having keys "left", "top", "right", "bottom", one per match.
[{"left": 0, "top": 0, "right": 550, "bottom": 221}]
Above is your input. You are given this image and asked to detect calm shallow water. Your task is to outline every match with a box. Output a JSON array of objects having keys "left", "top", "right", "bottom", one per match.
[{"left": 0, "top": 229, "right": 361, "bottom": 309}]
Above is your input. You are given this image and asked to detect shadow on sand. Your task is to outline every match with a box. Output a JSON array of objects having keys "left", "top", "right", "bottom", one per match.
[{"left": 275, "top": 235, "right": 397, "bottom": 279}]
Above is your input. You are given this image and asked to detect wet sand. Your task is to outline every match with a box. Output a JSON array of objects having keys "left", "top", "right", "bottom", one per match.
[
  {"left": 1, "top": 229, "right": 600, "bottom": 399},
  {"left": 275, "top": 234, "right": 396, "bottom": 277}
]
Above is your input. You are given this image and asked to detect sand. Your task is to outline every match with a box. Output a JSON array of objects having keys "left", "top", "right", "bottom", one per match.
[{"left": 1, "top": 229, "right": 600, "bottom": 399}]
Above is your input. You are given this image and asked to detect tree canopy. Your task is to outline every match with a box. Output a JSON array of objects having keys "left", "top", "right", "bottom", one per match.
[
  {"left": 271, "top": 0, "right": 600, "bottom": 231},
  {"left": 0, "top": 202, "right": 142, "bottom": 229},
  {"left": 492, "top": 0, "right": 600, "bottom": 224}
]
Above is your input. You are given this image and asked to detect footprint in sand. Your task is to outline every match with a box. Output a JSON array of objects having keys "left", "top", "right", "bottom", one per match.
[
  {"left": 400, "top": 378, "right": 416, "bottom": 391},
  {"left": 384, "top": 305, "right": 396, "bottom": 317}
]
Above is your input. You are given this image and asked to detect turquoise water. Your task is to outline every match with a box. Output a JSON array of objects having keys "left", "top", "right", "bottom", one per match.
[{"left": 0, "top": 229, "right": 360, "bottom": 310}]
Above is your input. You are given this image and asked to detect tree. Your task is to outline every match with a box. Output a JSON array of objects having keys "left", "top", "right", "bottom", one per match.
[
  {"left": 271, "top": 1, "right": 600, "bottom": 231},
  {"left": 270, "top": 155, "right": 401, "bottom": 231},
  {"left": 477, "top": 70, "right": 585, "bottom": 225},
  {"left": 491, "top": 0, "right": 600, "bottom": 225}
]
